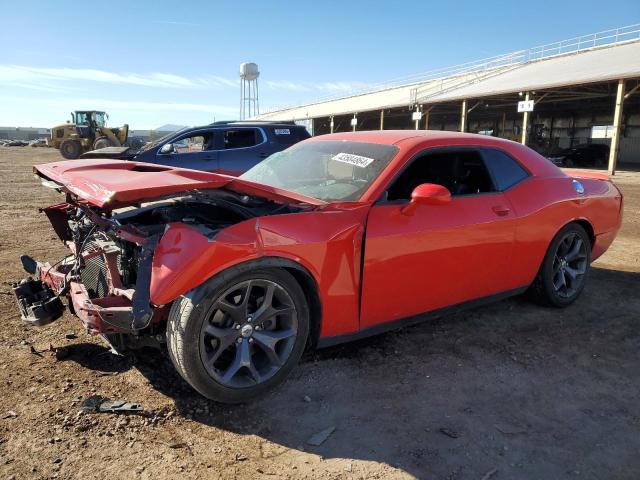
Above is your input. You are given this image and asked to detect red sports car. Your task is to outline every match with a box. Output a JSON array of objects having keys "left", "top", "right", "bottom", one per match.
[{"left": 14, "top": 131, "right": 622, "bottom": 403}]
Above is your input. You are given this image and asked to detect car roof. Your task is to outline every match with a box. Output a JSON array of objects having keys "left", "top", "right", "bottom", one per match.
[
  {"left": 208, "top": 121, "right": 302, "bottom": 127},
  {"left": 173, "top": 122, "right": 305, "bottom": 134},
  {"left": 306, "top": 131, "right": 563, "bottom": 202},
  {"left": 308, "top": 130, "right": 519, "bottom": 149}
]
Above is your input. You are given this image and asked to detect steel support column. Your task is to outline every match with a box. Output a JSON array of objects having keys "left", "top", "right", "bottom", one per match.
[
  {"left": 352, "top": 113, "right": 357, "bottom": 132},
  {"left": 521, "top": 92, "right": 530, "bottom": 145},
  {"left": 380, "top": 110, "right": 384, "bottom": 130},
  {"left": 414, "top": 105, "right": 421, "bottom": 130},
  {"left": 424, "top": 106, "right": 433, "bottom": 130},
  {"left": 460, "top": 99, "right": 467, "bottom": 132},
  {"left": 608, "top": 79, "right": 625, "bottom": 175}
]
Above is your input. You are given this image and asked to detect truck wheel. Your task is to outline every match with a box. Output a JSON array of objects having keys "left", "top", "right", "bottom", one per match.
[
  {"left": 529, "top": 223, "right": 591, "bottom": 307},
  {"left": 60, "top": 139, "right": 81, "bottom": 159},
  {"left": 93, "top": 137, "right": 113, "bottom": 150},
  {"left": 166, "top": 268, "right": 309, "bottom": 403}
]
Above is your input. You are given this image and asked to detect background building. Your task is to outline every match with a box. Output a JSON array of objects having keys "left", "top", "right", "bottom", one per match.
[
  {"left": 256, "top": 25, "right": 640, "bottom": 173},
  {"left": 0, "top": 127, "right": 50, "bottom": 141}
]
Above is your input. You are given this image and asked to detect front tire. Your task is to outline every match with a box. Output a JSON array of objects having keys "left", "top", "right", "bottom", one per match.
[
  {"left": 93, "top": 136, "right": 115, "bottom": 150},
  {"left": 60, "top": 139, "right": 81, "bottom": 159},
  {"left": 530, "top": 223, "right": 591, "bottom": 307},
  {"left": 166, "top": 268, "right": 309, "bottom": 403}
]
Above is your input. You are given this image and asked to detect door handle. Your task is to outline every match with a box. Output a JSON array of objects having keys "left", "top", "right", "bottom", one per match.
[{"left": 492, "top": 205, "right": 511, "bottom": 216}]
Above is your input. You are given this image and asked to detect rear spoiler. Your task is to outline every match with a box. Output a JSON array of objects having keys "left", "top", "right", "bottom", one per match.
[
  {"left": 564, "top": 170, "right": 610, "bottom": 181},
  {"left": 80, "top": 146, "right": 134, "bottom": 160}
]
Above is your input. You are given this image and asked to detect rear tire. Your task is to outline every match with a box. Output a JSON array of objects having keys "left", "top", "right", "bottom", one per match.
[
  {"left": 166, "top": 267, "right": 309, "bottom": 403},
  {"left": 530, "top": 223, "right": 591, "bottom": 307},
  {"left": 60, "top": 139, "right": 81, "bottom": 159}
]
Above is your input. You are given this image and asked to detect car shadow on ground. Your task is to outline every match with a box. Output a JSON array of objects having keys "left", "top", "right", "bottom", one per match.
[
  {"left": 56, "top": 343, "right": 133, "bottom": 373},
  {"left": 64, "top": 267, "right": 640, "bottom": 479}
]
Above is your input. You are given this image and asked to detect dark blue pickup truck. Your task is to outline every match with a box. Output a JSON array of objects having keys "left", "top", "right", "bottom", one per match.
[{"left": 83, "top": 121, "right": 310, "bottom": 175}]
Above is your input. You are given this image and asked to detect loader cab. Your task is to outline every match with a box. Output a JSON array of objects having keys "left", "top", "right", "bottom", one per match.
[{"left": 72, "top": 111, "right": 107, "bottom": 130}]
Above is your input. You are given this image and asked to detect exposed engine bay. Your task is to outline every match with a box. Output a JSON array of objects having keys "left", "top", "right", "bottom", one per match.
[
  {"left": 14, "top": 188, "right": 302, "bottom": 343},
  {"left": 72, "top": 190, "right": 297, "bottom": 292}
]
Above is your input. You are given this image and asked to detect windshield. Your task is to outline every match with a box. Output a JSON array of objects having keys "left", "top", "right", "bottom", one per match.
[{"left": 240, "top": 140, "right": 399, "bottom": 202}]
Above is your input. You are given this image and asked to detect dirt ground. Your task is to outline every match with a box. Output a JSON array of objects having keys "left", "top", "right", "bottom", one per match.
[{"left": 0, "top": 147, "right": 638, "bottom": 480}]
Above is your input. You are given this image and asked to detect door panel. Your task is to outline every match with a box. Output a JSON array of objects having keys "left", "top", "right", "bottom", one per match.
[
  {"left": 360, "top": 194, "right": 517, "bottom": 329},
  {"left": 155, "top": 150, "right": 219, "bottom": 171},
  {"left": 218, "top": 148, "right": 261, "bottom": 176},
  {"left": 217, "top": 128, "right": 267, "bottom": 175}
]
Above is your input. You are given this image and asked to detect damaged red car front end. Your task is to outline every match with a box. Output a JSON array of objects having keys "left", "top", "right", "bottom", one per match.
[
  {"left": 14, "top": 159, "right": 322, "bottom": 345},
  {"left": 22, "top": 201, "right": 162, "bottom": 336}
]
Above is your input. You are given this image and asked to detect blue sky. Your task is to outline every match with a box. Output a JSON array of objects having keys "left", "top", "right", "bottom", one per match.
[{"left": 1, "top": 0, "right": 638, "bottom": 129}]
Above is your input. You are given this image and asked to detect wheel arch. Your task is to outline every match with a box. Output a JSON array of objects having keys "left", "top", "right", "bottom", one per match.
[
  {"left": 174, "top": 256, "right": 323, "bottom": 349},
  {"left": 561, "top": 218, "right": 595, "bottom": 250}
]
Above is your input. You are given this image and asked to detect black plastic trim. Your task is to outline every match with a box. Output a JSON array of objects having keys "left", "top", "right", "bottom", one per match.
[{"left": 317, "top": 285, "right": 529, "bottom": 348}]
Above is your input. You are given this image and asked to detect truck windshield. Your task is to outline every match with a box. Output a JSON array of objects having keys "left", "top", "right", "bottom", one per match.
[
  {"left": 240, "top": 140, "right": 399, "bottom": 202},
  {"left": 75, "top": 112, "right": 89, "bottom": 125}
]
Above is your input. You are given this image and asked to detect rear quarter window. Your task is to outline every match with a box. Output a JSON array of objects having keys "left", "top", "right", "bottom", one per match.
[
  {"left": 481, "top": 148, "right": 529, "bottom": 191},
  {"left": 272, "top": 126, "right": 310, "bottom": 144}
]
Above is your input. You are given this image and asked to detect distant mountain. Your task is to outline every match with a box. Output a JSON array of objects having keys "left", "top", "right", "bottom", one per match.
[{"left": 154, "top": 124, "right": 187, "bottom": 132}]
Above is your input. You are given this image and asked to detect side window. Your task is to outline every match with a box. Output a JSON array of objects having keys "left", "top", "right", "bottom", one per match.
[
  {"left": 223, "top": 129, "right": 260, "bottom": 149},
  {"left": 481, "top": 148, "right": 529, "bottom": 191},
  {"left": 173, "top": 134, "right": 207, "bottom": 153},
  {"left": 75, "top": 112, "right": 89, "bottom": 125},
  {"left": 386, "top": 149, "right": 496, "bottom": 201}
]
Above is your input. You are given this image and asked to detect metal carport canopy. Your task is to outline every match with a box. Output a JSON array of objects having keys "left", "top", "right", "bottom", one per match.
[{"left": 255, "top": 41, "right": 640, "bottom": 121}]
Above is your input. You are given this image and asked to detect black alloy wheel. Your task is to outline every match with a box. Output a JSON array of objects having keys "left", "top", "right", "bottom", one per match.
[
  {"left": 530, "top": 223, "right": 591, "bottom": 307},
  {"left": 199, "top": 279, "right": 298, "bottom": 388},
  {"left": 166, "top": 268, "right": 309, "bottom": 403},
  {"left": 551, "top": 231, "right": 588, "bottom": 299}
]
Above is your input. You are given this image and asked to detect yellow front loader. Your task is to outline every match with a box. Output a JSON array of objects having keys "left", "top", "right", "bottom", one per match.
[{"left": 48, "top": 111, "right": 129, "bottom": 159}]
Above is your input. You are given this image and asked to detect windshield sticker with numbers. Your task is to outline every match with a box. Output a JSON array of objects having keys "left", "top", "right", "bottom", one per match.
[{"left": 332, "top": 152, "right": 375, "bottom": 168}]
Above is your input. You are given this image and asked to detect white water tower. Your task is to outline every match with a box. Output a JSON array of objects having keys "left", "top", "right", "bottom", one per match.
[{"left": 239, "top": 62, "right": 260, "bottom": 120}]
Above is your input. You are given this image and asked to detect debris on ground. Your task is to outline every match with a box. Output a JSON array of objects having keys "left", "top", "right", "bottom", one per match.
[
  {"left": 481, "top": 468, "right": 498, "bottom": 480},
  {"left": 3, "top": 410, "right": 18, "bottom": 418},
  {"left": 51, "top": 344, "right": 69, "bottom": 360},
  {"left": 439, "top": 427, "right": 460, "bottom": 439},
  {"left": 494, "top": 422, "right": 527, "bottom": 435},
  {"left": 303, "top": 395, "right": 312, "bottom": 403},
  {"left": 28, "top": 345, "right": 42, "bottom": 357},
  {"left": 306, "top": 426, "right": 336, "bottom": 446},
  {"left": 64, "top": 331, "right": 77, "bottom": 339},
  {"left": 168, "top": 442, "right": 188, "bottom": 449},
  {"left": 93, "top": 371, "right": 120, "bottom": 377},
  {"left": 80, "top": 395, "right": 143, "bottom": 414}
]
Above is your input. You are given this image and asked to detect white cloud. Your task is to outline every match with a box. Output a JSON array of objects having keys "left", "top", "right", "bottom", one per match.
[
  {"left": 0, "top": 95, "right": 238, "bottom": 116},
  {"left": 266, "top": 80, "right": 313, "bottom": 92},
  {"left": 152, "top": 20, "right": 201, "bottom": 26},
  {"left": 266, "top": 79, "right": 371, "bottom": 94},
  {"left": 0, "top": 65, "right": 236, "bottom": 89},
  {"left": 0, "top": 64, "right": 369, "bottom": 95}
]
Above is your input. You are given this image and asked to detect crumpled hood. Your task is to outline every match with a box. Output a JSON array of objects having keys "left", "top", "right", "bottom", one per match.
[{"left": 34, "top": 159, "right": 325, "bottom": 208}]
